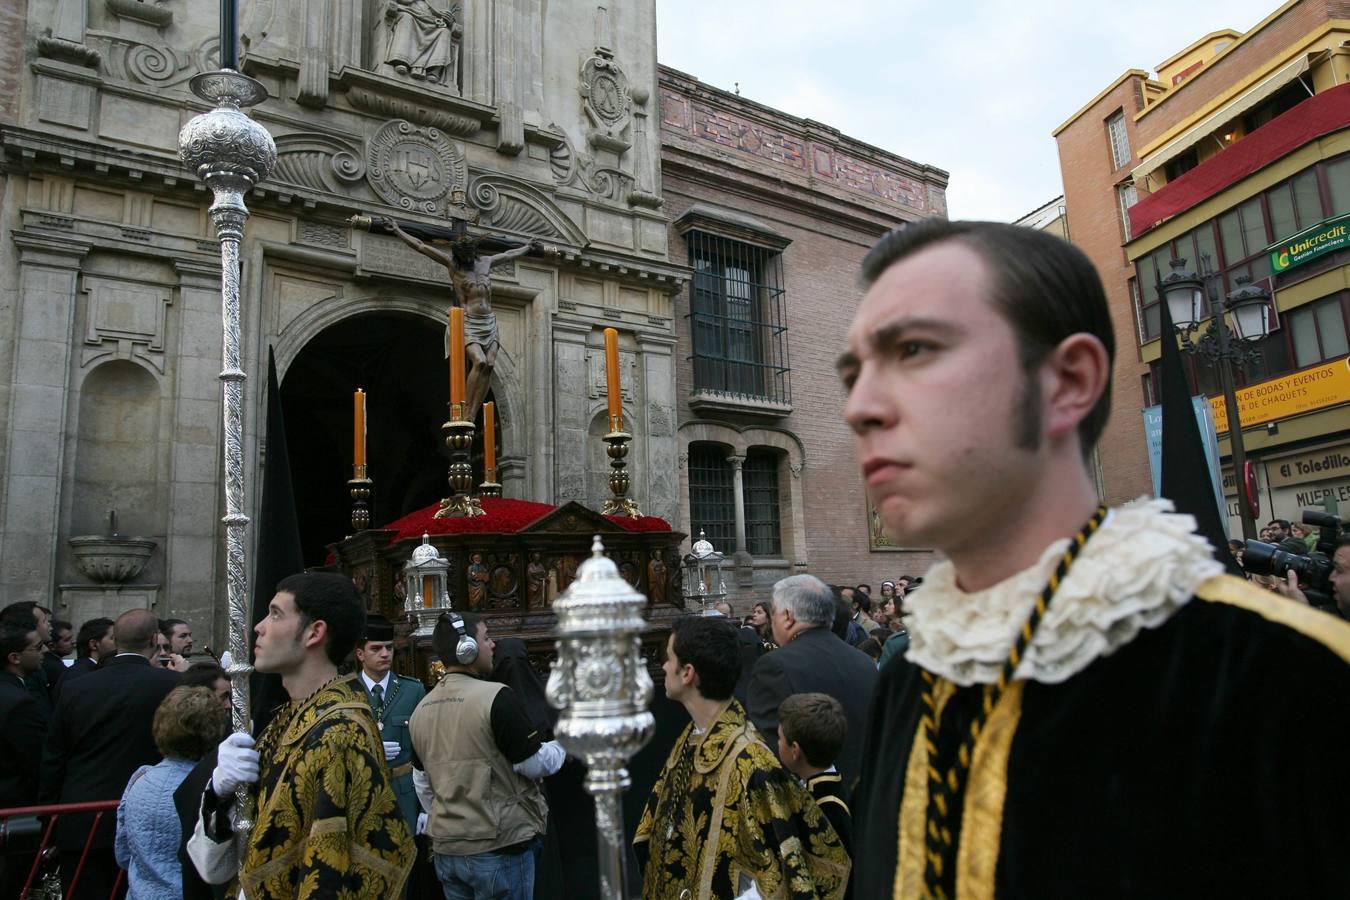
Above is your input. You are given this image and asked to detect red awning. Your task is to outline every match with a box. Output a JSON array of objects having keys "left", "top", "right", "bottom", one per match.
[{"left": 1129, "top": 82, "right": 1350, "bottom": 237}]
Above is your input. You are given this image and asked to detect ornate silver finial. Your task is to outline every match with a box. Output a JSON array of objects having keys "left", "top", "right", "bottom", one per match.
[
  {"left": 411, "top": 532, "right": 440, "bottom": 565},
  {"left": 548, "top": 535, "right": 654, "bottom": 898}
]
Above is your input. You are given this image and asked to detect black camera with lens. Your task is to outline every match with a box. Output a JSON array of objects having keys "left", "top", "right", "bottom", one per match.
[{"left": 1241, "top": 509, "right": 1345, "bottom": 606}]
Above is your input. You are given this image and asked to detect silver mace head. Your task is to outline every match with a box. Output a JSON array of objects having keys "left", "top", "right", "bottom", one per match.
[
  {"left": 178, "top": 71, "right": 277, "bottom": 198},
  {"left": 546, "top": 536, "right": 655, "bottom": 778}
]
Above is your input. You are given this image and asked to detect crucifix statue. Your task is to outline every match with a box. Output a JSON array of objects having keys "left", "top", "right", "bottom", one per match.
[{"left": 377, "top": 217, "right": 554, "bottom": 425}]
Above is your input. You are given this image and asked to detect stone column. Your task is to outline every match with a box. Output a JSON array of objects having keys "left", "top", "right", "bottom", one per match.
[
  {"left": 636, "top": 333, "right": 677, "bottom": 524},
  {"left": 728, "top": 454, "right": 747, "bottom": 554},
  {"left": 164, "top": 261, "right": 226, "bottom": 627},
  {"left": 552, "top": 321, "right": 591, "bottom": 503},
  {"left": 0, "top": 234, "right": 91, "bottom": 600},
  {"left": 728, "top": 453, "right": 754, "bottom": 589}
]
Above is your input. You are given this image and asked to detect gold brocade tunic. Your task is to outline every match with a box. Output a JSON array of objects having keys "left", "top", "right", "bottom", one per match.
[
  {"left": 238, "top": 674, "right": 415, "bottom": 899},
  {"left": 634, "top": 700, "right": 850, "bottom": 900}
]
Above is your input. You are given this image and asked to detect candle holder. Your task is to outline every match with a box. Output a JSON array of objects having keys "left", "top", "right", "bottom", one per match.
[
  {"left": 435, "top": 406, "right": 484, "bottom": 518},
  {"left": 479, "top": 468, "right": 502, "bottom": 498},
  {"left": 601, "top": 420, "right": 641, "bottom": 518},
  {"left": 348, "top": 465, "right": 373, "bottom": 532},
  {"left": 546, "top": 536, "right": 655, "bottom": 899},
  {"left": 177, "top": 65, "right": 276, "bottom": 856}
]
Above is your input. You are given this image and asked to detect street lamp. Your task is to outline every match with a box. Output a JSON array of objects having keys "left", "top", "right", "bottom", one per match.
[{"left": 1157, "top": 258, "right": 1274, "bottom": 541}]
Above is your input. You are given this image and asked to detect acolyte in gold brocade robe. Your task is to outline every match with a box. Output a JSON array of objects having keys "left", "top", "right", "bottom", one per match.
[
  {"left": 634, "top": 700, "right": 850, "bottom": 900},
  {"left": 200, "top": 675, "right": 415, "bottom": 899}
]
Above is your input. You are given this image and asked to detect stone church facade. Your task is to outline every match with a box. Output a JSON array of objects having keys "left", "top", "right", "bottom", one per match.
[{"left": 0, "top": 0, "right": 946, "bottom": 629}]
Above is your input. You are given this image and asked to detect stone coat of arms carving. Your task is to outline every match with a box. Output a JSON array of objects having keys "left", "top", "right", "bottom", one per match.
[
  {"left": 366, "top": 119, "right": 467, "bottom": 214},
  {"left": 580, "top": 54, "right": 632, "bottom": 153}
]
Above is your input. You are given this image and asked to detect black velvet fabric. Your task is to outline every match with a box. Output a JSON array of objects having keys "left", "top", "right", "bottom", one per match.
[{"left": 853, "top": 592, "right": 1350, "bottom": 898}]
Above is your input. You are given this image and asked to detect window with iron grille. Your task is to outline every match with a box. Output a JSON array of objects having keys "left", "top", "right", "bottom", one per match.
[
  {"left": 688, "top": 444, "right": 735, "bottom": 552},
  {"left": 686, "top": 232, "right": 791, "bottom": 405},
  {"left": 743, "top": 450, "right": 782, "bottom": 557},
  {"left": 1107, "top": 111, "right": 1131, "bottom": 171}
]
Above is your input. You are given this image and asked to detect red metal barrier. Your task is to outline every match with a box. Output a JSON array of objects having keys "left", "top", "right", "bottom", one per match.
[{"left": 0, "top": 800, "right": 125, "bottom": 900}]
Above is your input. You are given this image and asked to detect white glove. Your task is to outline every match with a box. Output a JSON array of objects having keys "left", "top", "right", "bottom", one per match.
[
  {"left": 382, "top": 741, "right": 400, "bottom": 762},
  {"left": 211, "top": 732, "right": 259, "bottom": 796},
  {"left": 513, "top": 739, "right": 565, "bottom": 780},
  {"left": 416, "top": 812, "right": 428, "bottom": 836}
]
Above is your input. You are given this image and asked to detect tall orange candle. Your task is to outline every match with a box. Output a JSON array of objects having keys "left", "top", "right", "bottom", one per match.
[
  {"left": 422, "top": 574, "right": 435, "bottom": 608},
  {"left": 603, "top": 327, "right": 621, "bottom": 421},
  {"left": 353, "top": 389, "right": 366, "bottom": 467},
  {"left": 483, "top": 401, "right": 496, "bottom": 472},
  {"left": 449, "top": 307, "right": 466, "bottom": 411}
]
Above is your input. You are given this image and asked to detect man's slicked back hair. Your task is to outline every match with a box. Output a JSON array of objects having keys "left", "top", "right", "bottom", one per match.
[
  {"left": 670, "top": 616, "right": 741, "bottom": 701},
  {"left": 861, "top": 219, "right": 1116, "bottom": 451},
  {"left": 275, "top": 573, "right": 365, "bottom": 667}
]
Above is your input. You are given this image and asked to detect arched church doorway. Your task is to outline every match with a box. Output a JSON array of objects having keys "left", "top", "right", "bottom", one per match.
[{"left": 281, "top": 311, "right": 500, "bottom": 566}]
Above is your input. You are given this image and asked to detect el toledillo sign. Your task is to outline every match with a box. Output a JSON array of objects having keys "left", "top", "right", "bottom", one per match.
[
  {"left": 1209, "top": 357, "right": 1350, "bottom": 433},
  {"left": 1269, "top": 214, "right": 1350, "bottom": 273}
]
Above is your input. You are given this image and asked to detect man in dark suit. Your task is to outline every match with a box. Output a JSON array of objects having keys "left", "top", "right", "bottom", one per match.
[
  {"left": 0, "top": 623, "right": 48, "bottom": 804},
  {"left": 40, "top": 607, "right": 180, "bottom": 898},
  {"left": 58, "top": 617, "right": 115, "bottom": 693},
  {"left": 747, "top": 574, "right": 878, "bottom": 789},
  {"left": 0, "top": 624, "right": 50, "bottom": 900},
  {"left": 0, "top": 602, "right": 54, "bottom": 716}
]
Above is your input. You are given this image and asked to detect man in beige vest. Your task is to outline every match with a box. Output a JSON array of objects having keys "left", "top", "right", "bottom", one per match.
[{"left": 410, "top": 612, "right": 564, "bottom": 900}]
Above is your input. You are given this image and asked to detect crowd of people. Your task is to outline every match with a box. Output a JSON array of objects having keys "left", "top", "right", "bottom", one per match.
[{"left": 5, "top": 219, "right": 1350, "bottom": 899}]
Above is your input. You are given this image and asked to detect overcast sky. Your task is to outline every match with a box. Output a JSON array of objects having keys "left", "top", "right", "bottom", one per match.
[{"left": 654, "top": 0, "right": 1282, "bottom": 222}]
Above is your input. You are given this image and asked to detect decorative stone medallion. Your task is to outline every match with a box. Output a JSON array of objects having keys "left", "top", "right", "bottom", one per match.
[
  {"left": 366, "top": 119, "right": 466, "bottom": 214},
  {"left": 580, "top": 55, "right": 632, "bottom": 152}
]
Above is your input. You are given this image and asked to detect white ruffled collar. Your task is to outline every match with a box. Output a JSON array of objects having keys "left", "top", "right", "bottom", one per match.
[{"left": 905, "top": 498, "right": 1224, "bottom": 686}]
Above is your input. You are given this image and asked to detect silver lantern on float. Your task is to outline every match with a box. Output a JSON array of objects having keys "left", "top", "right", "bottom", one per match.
[
  {"left": 682, "top": 530, "right": 727, "bottom": 615},
  {"left": 547, "top": 536, "right": 654, "bottom": 900},
  {"left": 403, "top": 533, "right": 451, "bottom": 636}
]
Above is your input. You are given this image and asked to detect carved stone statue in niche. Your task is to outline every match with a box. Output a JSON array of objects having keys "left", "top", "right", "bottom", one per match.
[{"left": 379, "top": 0, "right": 461, "bottom": 88}]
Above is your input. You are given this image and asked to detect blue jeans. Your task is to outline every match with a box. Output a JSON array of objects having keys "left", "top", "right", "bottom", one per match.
[{"left": 433, "top": 838, "right": 540, "bottom": 900}]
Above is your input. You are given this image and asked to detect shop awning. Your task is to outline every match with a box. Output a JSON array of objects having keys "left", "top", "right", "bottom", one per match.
[{"left": 1131, "top": 53, "right": 1321, "bottom": 184}]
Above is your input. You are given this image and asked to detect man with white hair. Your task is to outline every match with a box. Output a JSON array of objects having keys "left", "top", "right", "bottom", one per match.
[{"left": 746, "top": 574, "right": 877, "bottom": 788}]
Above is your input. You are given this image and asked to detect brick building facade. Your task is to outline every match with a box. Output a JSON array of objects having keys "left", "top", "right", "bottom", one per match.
[
  {"left": 1055, "top": 0, "right": 1350, "bottom": 527},
  {"left": 659, "top": 67, "right": 948, "bottom": 602},
  {"left": 0, "top": 1, "right": 948, "bottom": 628}
]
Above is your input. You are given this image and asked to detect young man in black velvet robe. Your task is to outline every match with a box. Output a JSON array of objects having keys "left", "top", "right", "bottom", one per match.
[{"left": 837, "top": 219, "right": 1350, "bottom": 899}]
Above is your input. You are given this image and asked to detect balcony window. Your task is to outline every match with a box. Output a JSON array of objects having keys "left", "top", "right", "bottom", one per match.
[{"left": 686, "top": 231, "right": 791, "bottom": 409}]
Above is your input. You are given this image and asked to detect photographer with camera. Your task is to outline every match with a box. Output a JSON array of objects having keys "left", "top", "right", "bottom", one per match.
[{"left": 1272, "top": 535, "right": 1350, "bottom": 621}]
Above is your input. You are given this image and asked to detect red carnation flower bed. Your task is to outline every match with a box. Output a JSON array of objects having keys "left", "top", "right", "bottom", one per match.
[{"left": 378, "top": 498, "right": 671, "bottom": 543}]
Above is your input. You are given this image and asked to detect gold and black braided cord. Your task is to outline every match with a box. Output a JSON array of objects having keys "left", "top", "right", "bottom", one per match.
[{"left": 919, "top": 506, "right": 1107, "bottom": 898}]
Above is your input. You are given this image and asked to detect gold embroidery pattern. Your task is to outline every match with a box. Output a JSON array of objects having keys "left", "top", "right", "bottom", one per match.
[
  {"left": 634, "top": 700, "right": 850, "bottom": 900},
  {"left": 239, "top": 675, "right": 415, "bottom": 899}
]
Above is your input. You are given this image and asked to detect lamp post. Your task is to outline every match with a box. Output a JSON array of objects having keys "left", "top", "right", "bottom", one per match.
[{"left": 1156, "top": 258, "right": 1274, "bottom": 541}]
